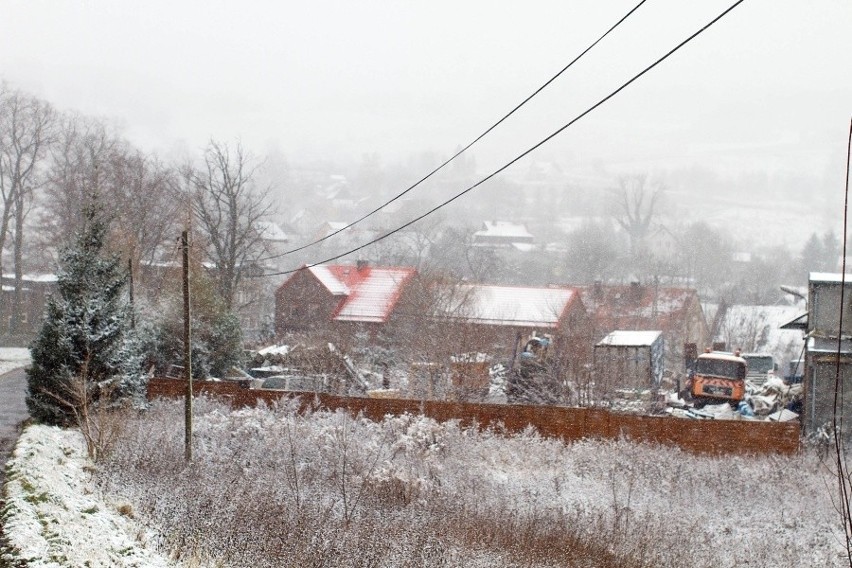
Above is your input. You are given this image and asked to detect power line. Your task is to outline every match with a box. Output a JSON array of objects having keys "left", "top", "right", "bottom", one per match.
[
  {"left": 259, "top": 0, "right": 649, "bottom": 263},
  {"left": 259, "top": 0, "right": 748, "bottom": 279}
]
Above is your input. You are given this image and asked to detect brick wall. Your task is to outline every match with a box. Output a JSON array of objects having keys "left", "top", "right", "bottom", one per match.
[{"left": 147, "top": 378, "right": 800, "bottom": 456}]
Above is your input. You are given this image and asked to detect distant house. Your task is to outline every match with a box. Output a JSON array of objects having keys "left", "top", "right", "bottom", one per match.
[
  {"left": 643, "top": 224, "right": 679, "bottom": 262},
  {"left": 713, "top": 303, "right": 805, "bottom": 369},
  {"left": 579, "top": 281, "right": 709, "bottom": 372},
  {"left": 798, "top": 273, "right": 852, "bottom": 434},
  {"left": 472, "top": 221, "right": 535, "bottom": 250},
  {"left": 274, "top": 262, "right": 416, "bottom": 336},
  {"left": 440, "top": 284, "right": 591, "bottom": 377},
  {"left": 0, "top": 273, "right": 58, "bottom": 341},
  {"left": 311, "top": 221, "right": 379, "bottom": 251},
  {"left": 256, "top": 221, "right": 288, "bottom": 245}
]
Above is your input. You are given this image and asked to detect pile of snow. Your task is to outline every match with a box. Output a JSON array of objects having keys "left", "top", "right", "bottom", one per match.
[
  {"left": 1, "top": 424, "right": 176, "bottom": 567},
  {"left": 0, "top": 347, "right": 31, "bottom": 376}
]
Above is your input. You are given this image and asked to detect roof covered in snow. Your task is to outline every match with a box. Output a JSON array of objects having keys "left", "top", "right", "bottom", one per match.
[
  {"left": 579, "top": 283, "right": 703, "bottom": 337},
  {"left": 597, "top": 330, "right": 662, "bottom": 347},
  {"left": 1, "top": 273, "right": 58, "bottom": 283},
  {"left": 810, "top": 272, "right": 852, "bottom": 284},
  {"left": 333, "top": 267, "right": 416, "bottom": 323},
  {"left": 255, "top": 221, "right": 288, "bottom": 242},
  {"left": 284, "top": 263, "right": 416, "bottom": 324},
  {"left": 453, "top": 285, "right": 579, "bottom": 328},
  {"left": 473, "top": 221, "right": 533, "bottom": 240},
  {"left": 714, "top": 304, "right": 806, "bottom": 365},
  {"left": 309, "top": 265, "right": 351, "bottom": 295}
]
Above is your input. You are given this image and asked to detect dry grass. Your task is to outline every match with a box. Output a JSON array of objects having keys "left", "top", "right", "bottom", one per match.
[{"left": 94, "top": 397, "right": 845, "bottom": 567}]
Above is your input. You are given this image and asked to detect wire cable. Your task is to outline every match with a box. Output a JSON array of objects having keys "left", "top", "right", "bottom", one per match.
[
  {"left": 832, "top": 116, "right": 852, "bottom": 563},
  {"left": 259, "top": 0, "right": 649, "bottom": 263},
  {"left": 259, "top": 0, "right": 748, "bottom": 278}
]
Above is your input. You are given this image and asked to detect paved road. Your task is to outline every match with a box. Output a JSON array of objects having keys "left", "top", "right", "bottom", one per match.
[
  {"left": 0, "top": 367, "right": 27, "bottom": 565},
  {"left": 0, "top": 367, "right": 28, "bottom": 486}
]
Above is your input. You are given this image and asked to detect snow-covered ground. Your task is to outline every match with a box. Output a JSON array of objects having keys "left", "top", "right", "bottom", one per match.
[
  {"left": 0, "top": 347, "right": 31, "bottom": 376},
  {"left": 0, "top": 347, "right": 173, "bottom": 566},
  {"left": 1, "top": 425, "right": 177, "bottom": 567}
]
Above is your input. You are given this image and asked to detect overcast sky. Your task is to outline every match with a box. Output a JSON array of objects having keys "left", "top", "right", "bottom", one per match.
[{"left": 1, "top": 0, "right": 849, "bottom": 183}]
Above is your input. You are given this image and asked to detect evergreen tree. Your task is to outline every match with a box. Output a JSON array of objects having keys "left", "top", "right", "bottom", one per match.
[{"left": 26, "top": 201, "right": 145, "bottom": 426}]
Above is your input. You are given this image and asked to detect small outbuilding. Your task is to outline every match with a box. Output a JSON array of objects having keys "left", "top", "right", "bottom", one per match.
[{"left": 594, "top": 330, "right": 664, "bottom": 395}]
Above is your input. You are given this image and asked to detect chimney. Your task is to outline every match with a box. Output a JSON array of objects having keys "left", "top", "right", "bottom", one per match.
[
  {"left": 630, "top": 280, "right": 643, "bottom": 301},
  {"left": 356, "top": 259, "right": 369, "bottom": 272}
]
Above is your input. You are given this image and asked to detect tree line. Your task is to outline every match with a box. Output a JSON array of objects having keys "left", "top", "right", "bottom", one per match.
[{"left": 0, "top": 84, "right": 274, "bottom": 340}]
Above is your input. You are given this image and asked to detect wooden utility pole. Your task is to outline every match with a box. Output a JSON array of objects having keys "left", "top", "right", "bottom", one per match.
[
  {"left": 127, "top": 258, "right": 135, "bottom": 329},
  {"left": 182, "top": 230, "right": 193, "bottom": 461}
]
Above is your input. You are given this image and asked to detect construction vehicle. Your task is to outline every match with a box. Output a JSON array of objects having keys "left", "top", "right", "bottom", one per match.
[
  {"left": 507, "top": 333, "right": 570, "bottom": 405},
  {"left": 688, "top": 349, "right": 747, "bottom": 406}
]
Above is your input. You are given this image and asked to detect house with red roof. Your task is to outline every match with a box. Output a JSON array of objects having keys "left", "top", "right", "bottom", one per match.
[
  {"left": 274, "top": 262, "right": 416, "bottom": 337},
  {"left": 579, "top": 281, "right": 710, "bottom": 372}
]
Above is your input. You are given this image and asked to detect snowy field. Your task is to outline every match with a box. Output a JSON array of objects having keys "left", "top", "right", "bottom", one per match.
[
  {"left": 2, "top": 396, "right": 848, "bottom": 567},
  {"left": 102, "top": 399, "right": 848, "bottom": 566},
  {"left": 0, "top": 347, "right": 31, "bottom": 376}
]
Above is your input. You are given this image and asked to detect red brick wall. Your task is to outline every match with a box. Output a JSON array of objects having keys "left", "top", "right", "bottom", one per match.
[{"left": 147, "top": 378, "right": 800, "bottom": 456}]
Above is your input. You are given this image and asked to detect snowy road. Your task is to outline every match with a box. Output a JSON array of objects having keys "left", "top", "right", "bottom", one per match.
[{"left": 0, "top": 367, "right": 28, "bottom": 487}]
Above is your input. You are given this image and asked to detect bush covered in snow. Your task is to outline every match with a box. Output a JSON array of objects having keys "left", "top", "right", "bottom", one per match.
[{"left": 90, "top": 398, "right": 847, "bottom": 568}]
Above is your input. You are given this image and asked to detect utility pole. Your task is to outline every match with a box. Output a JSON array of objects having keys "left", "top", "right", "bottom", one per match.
[
  {"left": 127, "top": 258, "right": 135, "bottom": 329},
  {"left": 182, "top": 230, "right": 193, "bottom": 461}
]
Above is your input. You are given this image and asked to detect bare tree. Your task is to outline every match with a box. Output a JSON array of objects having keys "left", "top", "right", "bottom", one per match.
[
  {"left": 41, "top": 113, "right": 118, "bottom": 249},
  {"left": 609, "top": 174, "right": 664, "bottom": 258},
  {"left": 430, "top": 226, "right": 504, "bottom": 282},
  {"left": 106, "top": 148, "right": 181, "bottom": 268},
  {"left": 41, "top": 114, "right": 180, "bottom": 293},
  {"left": 190, "top": 139, "right": 273, "bottom": 311},
  {"left": 0, "top": 85, "right": 55, "bottom": 334}
]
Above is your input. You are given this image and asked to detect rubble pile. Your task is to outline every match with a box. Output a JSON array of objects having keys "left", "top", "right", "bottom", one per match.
[{"left": 665, "top": 376, "right": 802, "bottom": 421}]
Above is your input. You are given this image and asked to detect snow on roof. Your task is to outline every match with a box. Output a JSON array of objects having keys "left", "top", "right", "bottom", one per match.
[
  {"left": 257, "top": 344, "right": 290, "bottom": 356},
  {"left": 256, "top": 221, "right": 288, "bottom": 242},
  {"left": 808, "top": 336, "right": 852, "bottom": 354},
  {"left": 309, "top": 265, "right": 351, "bottom": 295},
  {"left": 474, "top": 221, "right": 533, "bottom": 239},
  {"left": 715, "top": 304, "right": 805, "bottom": 365},
  {"left": 597, "top": 330, "right": 662, "bottom": 347},
  {"left": 698, "top": 351, "right": 746, "bottom": 363},
  {"left": 810, "top": 272, "right": 852, "bottom": 284},
  {"left": 581, "top": 284, "right": 699, "bottom": 323},
  {"left": 455, "top": 285, "right": 577, "bottom": 328},
  {"left": 2, "top": 273, "right": 58, "bottom": 283},
  {"left": 333, "top": 267, "right": 415, "bottom": 323}
]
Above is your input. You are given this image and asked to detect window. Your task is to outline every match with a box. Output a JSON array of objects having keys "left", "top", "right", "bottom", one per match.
[{"left": 695, "top": 358, "right": 746, "bottom": 380}]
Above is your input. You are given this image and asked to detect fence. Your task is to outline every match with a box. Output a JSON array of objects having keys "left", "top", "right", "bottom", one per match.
[{"left": 147, "top": 377, "right": 800, "bottom": 456}]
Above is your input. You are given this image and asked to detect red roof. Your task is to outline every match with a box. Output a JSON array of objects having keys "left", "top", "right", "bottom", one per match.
[
  {"left": 287, "top": 264, "right": 416, "bottom": 323},
  {"left": 580, "top": 284, "right": 702, "bottom": 336}
]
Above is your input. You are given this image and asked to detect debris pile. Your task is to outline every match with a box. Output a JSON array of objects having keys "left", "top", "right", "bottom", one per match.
[{"left": 664, "top": 376, "right": 803, "bottom": 421}]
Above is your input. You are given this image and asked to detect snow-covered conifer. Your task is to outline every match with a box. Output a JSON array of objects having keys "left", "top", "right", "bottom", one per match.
[{"left": 26, "top": 200, "right": 145, "bottom": 426}]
